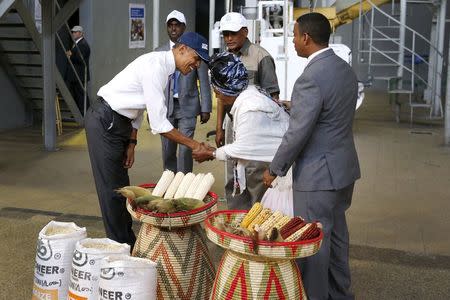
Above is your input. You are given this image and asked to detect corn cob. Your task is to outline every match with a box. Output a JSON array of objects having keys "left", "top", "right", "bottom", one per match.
[
  {"left": 285, "top": 223, "right": 315, "bottom": 242},
  {"left": 247, "top": 208, "right": 272, "bottom": 231},
  {"left": 273, "top": 215, "right": 292, "bottom": 230},
  {"left": 184, "top": 173, "right": 205, "bottom": 198},
  {"left": 174, "top": 172, "right": 195, "bottom": 199},
  {"left": 193, "top": 173, "right": 215, "bottom": 201},
  {"left": 120, "top": 186, "right": 151, "bottom": 198},
  {"left": 152, "top": 170, "right": 175, "bottom": 197},
  {"left": 259, "top": 211, "right": 284, "bottom": 232},
  {"left": 280, "top": 217, "right": 305, "bottom": 239},
  {"left": 240, "top": 202, "right": 263, "bottom": 228},
  {"left": 164, "top": 172, "right": 185, "bottom": 199}
]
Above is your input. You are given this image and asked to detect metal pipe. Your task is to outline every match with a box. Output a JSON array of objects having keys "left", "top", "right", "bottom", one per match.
[
  {"left": 397, "top": 0, "right": 406, "bottom": 88},
  {"left": 433, "top": 0, "right": 446, "bottom": 117},
  {"left": 153, "top": 0, "right": 159, "bottom": 49},
  {"left": 445, "top": 35, "right": 450, "bottom": 145},
  {"left": 209, "top": 0, "right": 215, "bottom": 56}
]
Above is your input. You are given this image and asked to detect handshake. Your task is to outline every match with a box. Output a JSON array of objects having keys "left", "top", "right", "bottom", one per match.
[{"left": 192, "top": 142, "right": 216, "bottom": 163}]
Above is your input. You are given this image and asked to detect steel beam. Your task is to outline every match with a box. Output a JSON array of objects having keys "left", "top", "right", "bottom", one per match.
[
  {"left": 153, "top": 0, "right": 159, "bottom": 48},
  {"left": 53, "top": 0, "right": 80, "bottom": 31},
  {"left": 42, "top": 0, "right": 57, "bottom": 151},
  {"left": 0, "top": 0, "right": 15, "bottom": 20}
]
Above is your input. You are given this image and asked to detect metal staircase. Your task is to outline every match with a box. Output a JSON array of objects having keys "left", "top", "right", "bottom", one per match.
[
  {"left": 0, "top": 0, "right": 83, "bottom": 125},
  {"left": 357, "top": 0, "right": 446, "bottom": 124}
]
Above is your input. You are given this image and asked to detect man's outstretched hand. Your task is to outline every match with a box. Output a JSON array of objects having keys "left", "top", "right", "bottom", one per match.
[{"left": 192, "top": 142, "right": 216, "bottom": 163}]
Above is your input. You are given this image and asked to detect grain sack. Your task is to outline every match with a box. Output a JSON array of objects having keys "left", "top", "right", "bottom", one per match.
[
  {"left": 32, "top": 221, "right": 87, "bottom": 300},
  {"left": 98, "top": 255, "right": 157, "bottom": 300},
  {"left": 68, "top": 238, "right": 131, "bottom": 300}
]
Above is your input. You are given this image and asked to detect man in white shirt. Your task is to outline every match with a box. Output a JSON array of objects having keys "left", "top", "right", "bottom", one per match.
[{"left": 85, "top": 32, "right": 210, "bottom": 248}]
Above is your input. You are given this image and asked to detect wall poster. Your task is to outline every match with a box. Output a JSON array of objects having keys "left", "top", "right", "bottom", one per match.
[{"left": 129, "top": 3, "right": 145, "bottom": 48}]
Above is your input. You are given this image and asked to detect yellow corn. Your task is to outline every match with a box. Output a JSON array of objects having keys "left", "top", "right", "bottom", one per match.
[
  {"left": 260, "top": 211, "right": 284, "bottom": 232},
  {"left": 247, "top": 208, "right": 272, "bottom": 231},
  {"left": 240, "top": 202, "right": 263, "bottom": 228},
  {"left": 285, "top": 223, "right": 312, "bottom": 242},
  {"left": 273, "top": 215, "right": 292, "bottom": 230}
]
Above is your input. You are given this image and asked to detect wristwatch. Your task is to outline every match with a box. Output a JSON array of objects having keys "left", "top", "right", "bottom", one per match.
[{"left": 212, "top": 150, "right": 216, "bottom": 158}]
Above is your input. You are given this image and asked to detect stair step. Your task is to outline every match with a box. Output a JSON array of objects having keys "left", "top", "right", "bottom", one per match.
[
  {"left": 18, "top": 77, "right": 43, "bottom": 88},
  {"left": 360, "top": 50, "right": 400, "bottom": 54},
  {"left": 0, "top": 26, "right": 30, "bottom": 38},
  {"left": 410, "top": 102, "right": 431, "bottom": 108},
  {"left": 360, "top": 38, "right": 400, "bottom": 41},
  {"left": 388, "top": 89, "right": 413, "bottom": 94},
  {"left": 0, "top": 40, "right": 38, "bottom": 52},
  {"left": 374, "top": 26, "right": 400, "bottom": 29},
  {"left": 373, "top": 76, "right": 401, "bottom": 81},
  {"left": 5, "top": 53, "right": 41, "bottom": 65},
  {"left": 0, "top": 13, "right": 23, "bottom": 25},
  {"left": 370, "top": 63, "right": 399, "bottom": 67},
  {"left": 13, "top": 65, "right": 42, "bottom": 76}
]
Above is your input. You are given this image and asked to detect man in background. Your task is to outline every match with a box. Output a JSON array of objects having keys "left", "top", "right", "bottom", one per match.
[
  {"left": 216, "top": 12, "right": 279, "bottom": 209},
  {"left": 155, "top": 10, "right": 212, "bottom": 173},
  {"left": 66, "top": 25, "right": 90, "bottom": 115}
]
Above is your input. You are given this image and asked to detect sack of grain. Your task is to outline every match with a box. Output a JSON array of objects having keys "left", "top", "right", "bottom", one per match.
[
  {"left": 98, "top": 255, "right": 157, "bottom": 300},
  {"left": 68, "top": 238, "right": 131, "bottom": 300},
  {"left": 32, "top": 221, "right": 87, "bottom": 300}
]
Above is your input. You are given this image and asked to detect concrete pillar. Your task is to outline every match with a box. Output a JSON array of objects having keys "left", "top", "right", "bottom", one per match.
[
  {"left": 152, "top": 0, "right": 159, "bottom": 49},
  {"left": 445, "top": 36, "right": 450, "bottom": 145},
  {"left": 433, "top": 0, "right": 446, "bottom": 117},
  {"left": 209, "top": 0, "right": 215, "bottom": 56}
]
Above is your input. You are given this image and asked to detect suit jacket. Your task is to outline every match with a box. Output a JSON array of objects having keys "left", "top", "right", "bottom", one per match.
[
  {"left": 270, "top": 49, "right": 360, "bottom": 191},
  {"left": 67, "top": 37, "right": 90, "bottom": 83},
  {"left": 155, "top": 42, "right": 212, "bottom": 118}
]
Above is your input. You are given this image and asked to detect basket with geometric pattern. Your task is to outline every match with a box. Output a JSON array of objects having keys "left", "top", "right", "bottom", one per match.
[
  {"left": 129, "top": 183, "right": 217, "bottom": 299},
  {"left": 205, "top": 210, "right": 323, "bottom": 260},
  {"left": 206, "top": 210, "right": 323, "bottom": 299},
  {"left": 126, "top": 183, "right": 218, "bottom": 228}
]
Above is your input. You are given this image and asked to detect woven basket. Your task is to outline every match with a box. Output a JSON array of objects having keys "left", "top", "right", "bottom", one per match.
[
  {"left": 205, "top": 210, "right": 323, "bottom": 260},
  {"left": 126, "top": 183, "right": 218, "bottom": 228},
  {"left": 210, "top": 249, "right": 306, "bottom": 300},
  {"left": 132, "top": 223, "right": 216, "bottom": 300}
]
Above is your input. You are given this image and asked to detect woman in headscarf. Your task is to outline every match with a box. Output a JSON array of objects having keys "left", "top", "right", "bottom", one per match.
[{"left": 193, "top": 52, "right": 292, "bottom": 213}]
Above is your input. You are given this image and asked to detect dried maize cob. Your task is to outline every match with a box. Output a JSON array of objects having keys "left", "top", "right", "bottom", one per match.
[
  {"left": 273, "top": 215, "right": 291, "bottom": 230},
  {"left": 240, "top": 202, "right": 263, "bottom": 228},
  {"left": 164, "top": 172, "right": 185, "bottom": 199},
  {"left": 152, "top": 170, "right": 175, "bottom": 196},
  {"left": 247, "top": 208, "right": 272, "bottom": 231},
  {"left": 121, "top": 186, "right": 151, "bottom": 198},
  {"left": 285, "top": 223, "right": 315, "bottom": 242},
  {"left": 174, "top": 172, "right": 195, "bottom": 199},
  {"left": 184, "top": 173, "right": 205, "bottom": 198},
  {"left": 260, "top": 211, "right": 284, "bottom": 232},
  {"left": 193, "top": 173, "right": 215, "bottom": 201}
]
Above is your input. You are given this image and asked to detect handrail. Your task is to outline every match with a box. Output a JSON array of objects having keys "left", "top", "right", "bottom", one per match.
[{"left": 363, "top": 0, "right": 444, "bottom": 58}]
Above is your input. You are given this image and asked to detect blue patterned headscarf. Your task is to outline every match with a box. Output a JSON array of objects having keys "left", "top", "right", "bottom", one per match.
[{"left": 209, "top": 52, "right": 248, "bottom": 97}]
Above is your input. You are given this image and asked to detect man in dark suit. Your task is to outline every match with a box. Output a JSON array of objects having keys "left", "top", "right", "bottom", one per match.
[
  {"left": 263, "top": 13, "right": 360, "bottom": 300},
  {"left": 155, "top": 10, "right": 212, "bottom": 173},
  {"left": 66, "top": 25, "right": 90, "bottom": 115}
]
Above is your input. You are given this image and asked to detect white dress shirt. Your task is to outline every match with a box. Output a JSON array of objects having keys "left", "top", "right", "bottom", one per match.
[
  {"left": 306, "top": 47, "right": 331, "bottom": 65},
  {"left": 97, "top": 51, "right": 175, "bottom": 133}
]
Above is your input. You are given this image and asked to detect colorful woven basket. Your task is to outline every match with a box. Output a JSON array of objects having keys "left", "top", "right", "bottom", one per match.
[
  {"left": 210, "top": 250, "right": 306, "bottom": 300},
  {"left": 126, "top": 183, "right": 218, "bottom": 228},
  {"left": 133, "top": 223, "right": 216, "bottom": 300},
  {"left": 205, "top": 210, "right": 323, "bottom": 260}
]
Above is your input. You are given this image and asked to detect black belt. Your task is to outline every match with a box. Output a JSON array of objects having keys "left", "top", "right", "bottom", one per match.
[{"left": 98, "top": 97, "right": 131, "bottom": 122}]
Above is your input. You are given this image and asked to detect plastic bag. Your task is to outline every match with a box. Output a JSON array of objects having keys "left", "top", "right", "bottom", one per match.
[{"left": 261, "top": 168, "right": 294, "bottom": 216}]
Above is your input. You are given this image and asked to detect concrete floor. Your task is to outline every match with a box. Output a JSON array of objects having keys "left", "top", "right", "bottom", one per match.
[{"left": 1, "top": 91, "right": 450, "bottom": 299}]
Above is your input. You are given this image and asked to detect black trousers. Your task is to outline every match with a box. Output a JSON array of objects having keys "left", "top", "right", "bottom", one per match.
[{"left": 85, "top": 98, "right": 136, "bottom": 248}]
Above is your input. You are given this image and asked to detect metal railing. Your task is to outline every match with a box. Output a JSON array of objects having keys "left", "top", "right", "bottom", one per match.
[{"left": 358, "top": 0, "right": 444, "bottom": 118}]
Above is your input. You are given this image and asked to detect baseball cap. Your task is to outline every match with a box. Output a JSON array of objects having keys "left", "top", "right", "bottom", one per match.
[
  {"left": 219, "top": 12, "right": 247, "bottom": 32},
  {"left": 178, "top": 32, "right": 210, "bottom": 62},
  {"left": 71, "top": 25, "right": 83, "bottom": 32},
  {"left": 166, "top": 10, "right": 186, "bottom": 24}
]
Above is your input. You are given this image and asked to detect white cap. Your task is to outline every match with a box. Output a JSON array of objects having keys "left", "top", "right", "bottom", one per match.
[
  {"left": 219, "top": 12, "right": 247, "bottom": 32},
  {"left": 166, "top": 10, "right": 186, "bottom": 24},
  {"left": 71, "top": 25, "right": 83, "bottom": 32}
]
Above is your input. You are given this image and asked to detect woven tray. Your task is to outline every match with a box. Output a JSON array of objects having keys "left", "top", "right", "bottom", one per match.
[
  {"left": 205, "top": 210, "right": 323, "bottom": 260},
  {"left": 126, "top": 183, "right": 218, "bottom": 228}
]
